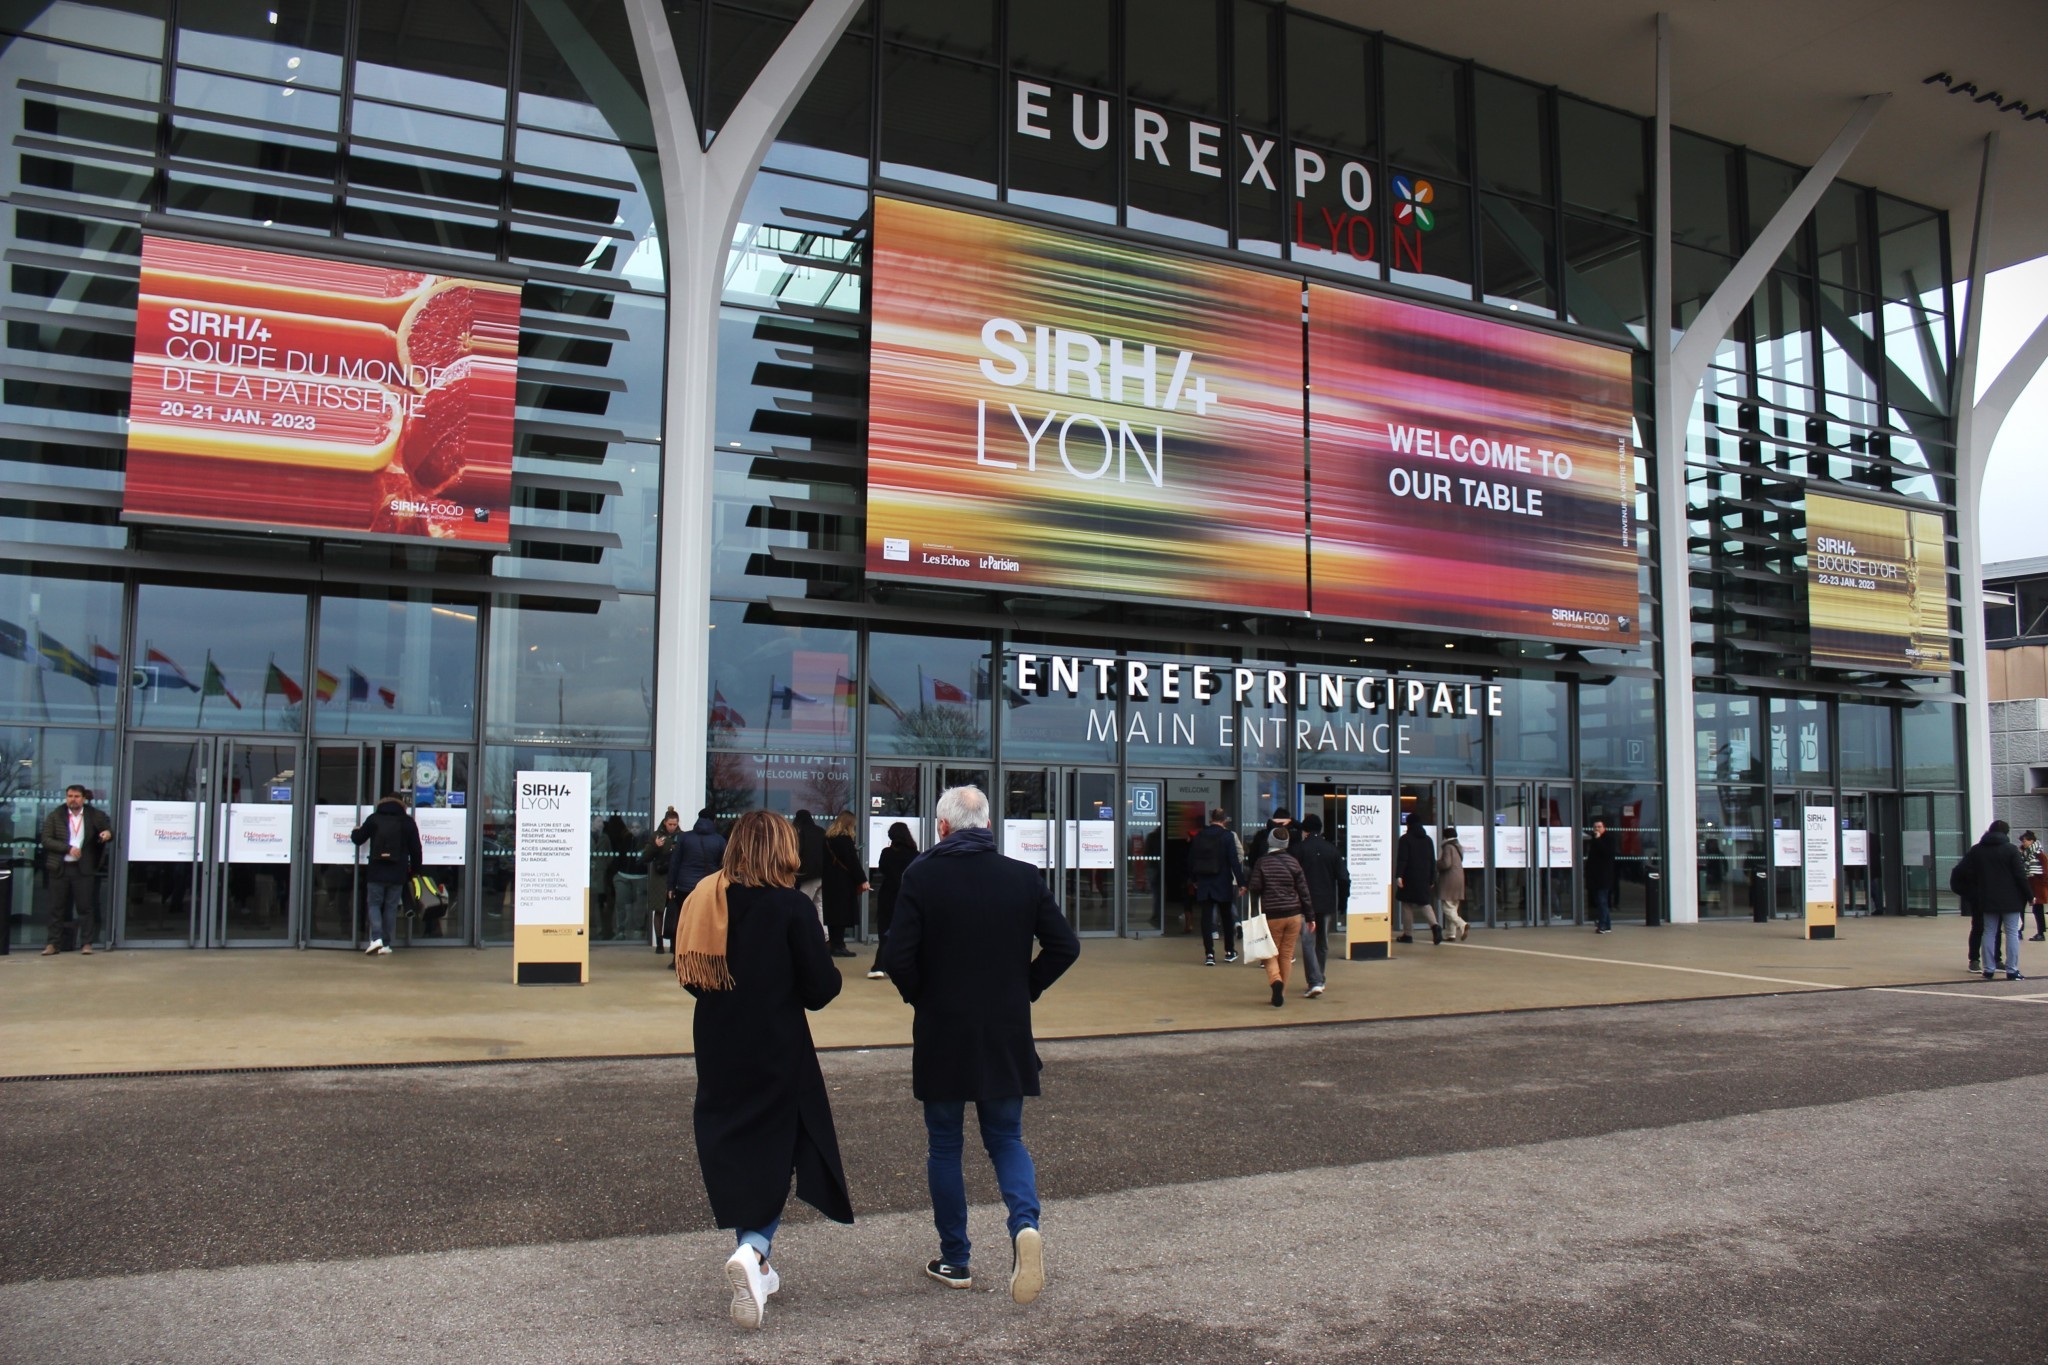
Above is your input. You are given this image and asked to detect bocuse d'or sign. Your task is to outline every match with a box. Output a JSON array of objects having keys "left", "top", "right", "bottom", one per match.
[
  {"left": 124, "top": 234, "right": 520, "bottom": 545},
  {"left": 1805, "top": 491, "right": 1952, "bottom": 674},
  {"left": 865, "top": 197, "right": 1641, "bottom": 644}
]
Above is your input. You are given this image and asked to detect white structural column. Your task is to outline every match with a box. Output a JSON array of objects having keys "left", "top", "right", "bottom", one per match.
[
  {"left": 1953, "top": 133, "right": 2048, "bottom": 834},
  {"left": 1650, "top": 10, "right": 1886, "bottom": 921},
  {"left": 622, "top": 0, "right": 863, "bottom": 819}
]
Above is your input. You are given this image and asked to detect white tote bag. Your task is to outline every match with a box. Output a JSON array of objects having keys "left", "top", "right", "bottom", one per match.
[{"left": 1239, "top": 905, "right": 1277, "bottom": 963}]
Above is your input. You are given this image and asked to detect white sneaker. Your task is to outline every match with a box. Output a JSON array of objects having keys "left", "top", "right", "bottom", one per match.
[
  {"left": 865, "top": 969, "right": 886, "bottom": 979},
  {"left": 363, "top": 939, "right": 382, "bottom": 955},
  {"left": 1010, "top": 1226, "right": 1044, "bottom": 1305},
  {"left": 760, "top": 1262, "right": 780, "bottom": 1298},
  {"left": 725, "top": 1245, "right": 768, "bottom": 1329},
  {"left": 1305, "top": 984, "right": 1325, "bottom": 997},
  {"left": 375, "top": 945, "right": 393, "bottom": 955}
]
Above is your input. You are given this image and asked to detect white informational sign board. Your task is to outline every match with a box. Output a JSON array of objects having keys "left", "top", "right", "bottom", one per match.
[
  {"left": 1345, "top": 794, "right": 1394, "bottom": 916},
  {"left": 416, "top": 808, "right": 468, "bottom": 866},
  {"left": 223, "top": 803, "right": 292, "bottom": 864},
  {"left": 1842, "top": 830, "right": 1869, "bottom": 867},
  {"left": 313, "top": 805, "right": 369, "bottom": 865},
  {"left": 867, "top": 816, "right": 911, "bottom": 869},
  {"left": 1495, "top": 826, "right": 1529, "bottom": 869},
  {"left": 1002, "top": 818, "right": 1051, "bottom": 868},
  {"left": 1456, "top": 824, "right": 1486, "bottom": 868},
  {"left": 515, "top": 770, "right": 590, "bottom": 927},
  {"left": 129, "top": 800, "right": 199, "bottom": 862},
  {"left": 1075, "top": 819, "right": 1115, "bottom": 869},
  {"left": 1774, "top": 829, "right": 1803, "bottom": 867},
  {"left": 1804, "top": 806, "right": 1837, "bottom": 908},
  {"left": 1546, "top": 827, "right": 1573, "bottom": 871}
]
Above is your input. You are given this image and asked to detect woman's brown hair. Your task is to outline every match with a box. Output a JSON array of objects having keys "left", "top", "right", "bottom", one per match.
[
  {"left": 722, "top": 809, "right": 801, "bottom": 888},
  {"left": 826, "top": 810, "right": 857, "bottom": 839}
]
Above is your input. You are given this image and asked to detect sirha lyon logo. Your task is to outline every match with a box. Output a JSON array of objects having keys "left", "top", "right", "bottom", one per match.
[{"left": 1392, "top": 176, "right": 1435, "bottom": 231}]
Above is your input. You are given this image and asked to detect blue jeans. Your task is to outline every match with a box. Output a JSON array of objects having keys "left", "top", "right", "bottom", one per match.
[
  {"left": 736, "top": 1215, "right": 780, "bottom": 1260},
  {"left": 366, "top": 881, "right": 405, "bottom": 945},
  {"left": 923, "top": 1096, "right": 1038, "bottom": 1267},
  {"left": 1983, "top": 912, "right": 2022, "bottom": 977},
  {"left": 1593, "top": 887, "right": 1613, "bottom": 932}
]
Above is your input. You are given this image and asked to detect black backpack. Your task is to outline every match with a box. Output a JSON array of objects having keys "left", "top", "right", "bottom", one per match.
[
  {"left": 1189, "top": 831, "right": 1221, "bottom": 877},
  {"left": 368, "top": 813, "right": 407, "bottom": 866}
]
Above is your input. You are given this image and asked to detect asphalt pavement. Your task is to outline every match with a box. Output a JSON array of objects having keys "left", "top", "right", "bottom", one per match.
[{"left": 3, "top": 983, "right": 2044, "bottom": 1362}]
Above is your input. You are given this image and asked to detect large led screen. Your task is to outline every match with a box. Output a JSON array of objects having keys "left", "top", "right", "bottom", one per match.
[
  {"left": 1806, "top": 492, "right": 1951, "bottom": 672},
  {"left": 865, "top": 197, "right": 1308, "bottom": 612},
  {"left": 125, "top": 235, "right": 520, "bottom": 545},
  {"left": 1308, "top": 286, "right": 1639, "bottom": 643}
]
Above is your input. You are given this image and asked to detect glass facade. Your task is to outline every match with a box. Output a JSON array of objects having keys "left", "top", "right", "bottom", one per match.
[{"left": 0, "top": 0, "right": 1972, "bottom": 945}]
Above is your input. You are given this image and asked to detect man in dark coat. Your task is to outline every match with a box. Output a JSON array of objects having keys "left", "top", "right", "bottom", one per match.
[
  {"left": 1394, "top": 813, "right": 1440, "bottom": 945},
  {"left": 1585, "top": 818, "right": 1620, "bottom": 934},
  {"left": 1188, "top": 807, "right": 1246, "bottom": 964},
  {"left": 880, "top": 784, "right": 1080, "bottom": 1305},
  {"left": 792, "top": 809, "right": 827, "bottom": 923},
  {"left": 39, "top": 784, "right": 113, "bottom": 955},
  {"left": 350, "top": 793, "right": 421, "bottom": 954},
  {"left": 1246, "top": 807, "right": 1293, "bottom": 869},
  {"left": 1952, "top": 819, "right": 2031, "bottom": 982},
  {"left": 1295, "top": 813, "right": 1347, "bottom": 990}
]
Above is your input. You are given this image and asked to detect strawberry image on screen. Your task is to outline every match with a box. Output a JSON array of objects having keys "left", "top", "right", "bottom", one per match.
[{"left": 123, "top": 235, "right": 522, "bottom": 545}]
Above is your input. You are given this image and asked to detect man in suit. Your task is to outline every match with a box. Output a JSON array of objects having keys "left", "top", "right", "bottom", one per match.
[
  {"left": 880, "top": 785, "right": 1080, "bottom": 1306},
  {"left": 40, "top": 784, "right": 113, "bottom": 955}
]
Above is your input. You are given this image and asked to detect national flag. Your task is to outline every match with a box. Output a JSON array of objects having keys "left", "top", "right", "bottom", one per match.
[
  {"left": 147, "top": 647, "right": 199, "bottom": 691},
  {"left": 201, "top": 658, "right": 242, "bottom": 709},
  {"left": 866, "top": 679, "right": 905, "bottom": 721},
  {"left": 770, "top": 683, "right": 818, "bottom": 711},
  {"left": 710, "top": 688, "right": 746, "bottom": 731},
  {"left": 0, "top": 617, "right": 28, "bottom": 661},
  {"left": 377, "top": 686, "right": 397, "bottom": 708},
  {"left": 263, "top": 662, "right": 304, "bottom": 704},
  {"left": 921, "top": 675, "right": 972, "bottom": 707},
  {"left": 90, "top": 643, "right": 122, "bottom": 686},
  {"left": 834, "top": 674, "right": 858, "bottom": 707},
  {"left": 37, "top": 630, "right": 99, "bottom": 685},
  {"left": 346, "top": 667, "right": 370, "bottom": 702},
  {"left": 975, "top": 660, "right": 1032, "bottom": 709},
  {"left": 314, "top": 669, "right": 339, "bottom": 702}
]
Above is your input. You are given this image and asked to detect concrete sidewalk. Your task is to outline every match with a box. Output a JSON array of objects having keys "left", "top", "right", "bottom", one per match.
[{"left": 0, "top": 915, "right": 2005, "bottom": 1077}]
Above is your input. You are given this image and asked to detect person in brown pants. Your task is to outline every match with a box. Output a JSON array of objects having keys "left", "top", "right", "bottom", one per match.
[{"left": 1248, "top": 825, "right": 1312, "bottom": 1008}]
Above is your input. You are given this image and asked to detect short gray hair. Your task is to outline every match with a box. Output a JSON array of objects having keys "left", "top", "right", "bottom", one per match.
[{"left": 936, "top": 784, "right": 991, "bottom": 830}]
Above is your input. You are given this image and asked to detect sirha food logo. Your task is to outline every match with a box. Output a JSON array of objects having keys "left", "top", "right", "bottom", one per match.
[{"left": 1391, "top": 176, "right": 1436, "bottom": 231}]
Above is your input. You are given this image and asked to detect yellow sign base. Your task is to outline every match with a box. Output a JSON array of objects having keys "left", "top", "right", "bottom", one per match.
[
  {"left": 1347, "top": 911, "right": 1393, "bottom": 961},
  {"left": 514, "top": 914, "right": 589, "bottom": 984}
]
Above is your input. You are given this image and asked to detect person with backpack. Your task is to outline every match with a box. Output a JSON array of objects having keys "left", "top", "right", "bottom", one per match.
[
  {"left": 351, "top": 793, "right": 422, "bottom": 955},
  {"left": 1187, "top": 807, "right": 1245, "bottom": 965},
  {"left": 667, "top": 808, "right": 728, "bottom": 962},
  {"left": 1294, "top": 814, "right": 1347, "bottom": 995},
  {"left": 1952, "top": 819, "right": 2030, "bottom": 982}
]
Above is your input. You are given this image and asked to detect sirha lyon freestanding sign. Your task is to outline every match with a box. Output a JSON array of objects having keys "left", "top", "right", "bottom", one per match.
[{"left": 514, "top": 770, "right": 590, "bottom": 984}]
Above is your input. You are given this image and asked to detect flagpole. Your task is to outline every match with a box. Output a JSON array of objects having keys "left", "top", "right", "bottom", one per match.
[
  {"left": 263, "top": 652, "right": 273, "bottom": 730},
  {"left": 139, "top": 637, "right": 152, "bottom": 727},
  {"left": 198, "top": 649, "right": 210, "bottom": 728},
  {"left": 88, "top": 633, "right": 104, "bottom": 724},
  {"left": 766, "top": 674, "right": 777, "bottom": 741},
  {"left": 31, "top": 616, "right": 50, "bottom": 723}
]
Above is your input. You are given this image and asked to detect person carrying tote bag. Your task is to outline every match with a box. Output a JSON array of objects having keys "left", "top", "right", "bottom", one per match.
[{"left": 1246, "top": 826, "right": 1312, "bottom": 1008}]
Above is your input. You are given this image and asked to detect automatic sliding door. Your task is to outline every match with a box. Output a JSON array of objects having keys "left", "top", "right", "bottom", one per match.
[
  {"left": 212, "top": 739, "right": 297, "bottom": 944},
  {"left": 122, "top": 737, "right": 206, "bottom": 944},
  {"left": 311, "top": 745, "right": 369, "bottom": 944},
  {"left": 1110, "top": 776, "right": 1151, "bottom": 935},
  {"left": 1490, "top": 783, "right": 1533, "bottom": 925}
]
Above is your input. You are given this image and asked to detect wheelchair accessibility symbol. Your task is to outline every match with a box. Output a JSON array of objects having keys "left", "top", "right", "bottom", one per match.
[{"left": 1129, "top": 787, "right": 1158, "bottom": 817}]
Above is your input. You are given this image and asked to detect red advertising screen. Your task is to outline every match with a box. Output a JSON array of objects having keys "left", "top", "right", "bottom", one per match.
[
  {"left": 124, "top": 234, "right": 520, "bottom": 545},
  {"left": 865, "top": 197, "right": 1309, "bottom": 614},
  {"left": 1307, "top": 285, "right": 1640, "bottom": 643}
]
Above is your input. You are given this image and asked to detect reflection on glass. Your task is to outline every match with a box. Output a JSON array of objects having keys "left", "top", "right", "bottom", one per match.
[
  {"left": 178, "top": 0, "right": 347, "bottom": 87},
  {"left": 123, "top": 737, "right": 201, "bottom": 942},
  {"left": 1698, "top": 784, "right": 1764, "bottom": 919},
  {"left": 704, "top": 603, "right": 856, "bottom": 755},
  {"left": 1, "top": 725, "right": 116, "bottom": 948},
  {"left": 315, "top": 593, "right": 478, "bottom": 740},
  {"left": 1, "top": 566, "right": 125, "bottom": 726},
  {"left": 879, "top": 48, "right": 998, "bottom": 197},
  {"left": 217, "top": 740, "right": 294, "bottom": 941},
  {"left": 480, "top": 742, "right": 652, "bottom": 942},
  {"left": 486, "top": 594, "right": 655, "bottom": 745},
  {"left": 131, "top": 584, "right": 309, "bottom": 734},
  {"left": 354, "top": 0, "right": 513, "bottom": 119},
  {"left": 868, "top": 631, "right": 992, "bottom": 758}
]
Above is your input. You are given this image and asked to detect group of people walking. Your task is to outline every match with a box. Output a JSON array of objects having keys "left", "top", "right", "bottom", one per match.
[
  {"left": 670, "top": 786, "right": 1080, "bottom": 1330},
  {"left": 1953, "top": 819, "right": 2044, "bottom": 981}
]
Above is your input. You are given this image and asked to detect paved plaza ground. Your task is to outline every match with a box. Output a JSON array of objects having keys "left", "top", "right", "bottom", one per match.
[{"left": 2, "top": 918, "right": 2043, "bottom": 1361}]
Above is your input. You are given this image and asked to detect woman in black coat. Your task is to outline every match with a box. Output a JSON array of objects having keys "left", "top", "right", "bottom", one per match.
[
  {"left": 866, "top": 821, "right": 919, "bottom": 980},
  {"left": 821, "top": 810, "right": 867, "bottom": 957},
  {"left": 679, "top": 809, "right": 852, "bottom": 1329}
]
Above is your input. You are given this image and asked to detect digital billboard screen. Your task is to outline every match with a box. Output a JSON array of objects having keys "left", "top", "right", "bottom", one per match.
[
  {"left": 124, "top": 234, "right": 520, "bottom": 545},
  {"left": 1307, "top": 285, "right": 1639, "bottom": 643},
  {"left": 1805, "top": 492, "right": 1951, "bottom": 673},
  {"left": 865, "top": 197, "right": 1309, "bottom": 613}
]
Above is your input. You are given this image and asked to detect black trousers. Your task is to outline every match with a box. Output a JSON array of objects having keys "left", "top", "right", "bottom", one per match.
[
  {"left": 45, "top": 863, "right": 98, "bottom": 947},
  {"left": 1199, "top": 897, "right": 1237, "bottom": 955}
]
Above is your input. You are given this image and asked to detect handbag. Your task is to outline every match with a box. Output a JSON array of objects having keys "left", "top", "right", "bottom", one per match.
[
  {"left": 1239, "top": 904, "right": 1277, "bottom": 964},
  {"left": 407, "top": 874, "right": 448, "bottom": 913}
]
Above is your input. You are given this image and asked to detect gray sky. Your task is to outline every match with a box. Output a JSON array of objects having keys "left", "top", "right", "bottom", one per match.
[{"left": 1977, "top": 257, "right": 2048, "bottom": 567}]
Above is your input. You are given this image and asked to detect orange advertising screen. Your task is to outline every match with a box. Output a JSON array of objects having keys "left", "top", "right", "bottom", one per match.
[{"left": 124, "top": 234, "right": 520, "bottom": 545}]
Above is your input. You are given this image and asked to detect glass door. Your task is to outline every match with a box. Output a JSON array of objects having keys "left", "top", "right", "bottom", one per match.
[
  {"left": 1116, "top": 776, "right": 1158, "bottom": 936},
  {"left": 1840, "top": 794, "right": 1871, "bottom": 916},
  {"left": 121, "top": 735, "right": 300, "bottom": 946},
  {"left": 1535, "top": 783, "right": 1576, "bottom": 926},
  {"left": 307, "top": 741, "right": 473, "bottom": 947},
  {"left": 867, "top": 763, "right": 988, "bottom": 936},
  {"left": 310, "top": 744, "right": 370, "bottom": 944},
  {"left": 1488, "top": 782, "right": 1535, "bottom": 925},
  {"left": 1003, "top": 767, "right": 1121, "bottom": 934}
]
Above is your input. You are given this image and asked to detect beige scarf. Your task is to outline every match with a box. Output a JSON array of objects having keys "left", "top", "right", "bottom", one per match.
[{"left": 675, "top": 871, "right": 736, "bottom": 991}]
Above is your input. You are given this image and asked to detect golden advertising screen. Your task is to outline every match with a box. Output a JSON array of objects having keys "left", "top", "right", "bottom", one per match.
[{"left": 1806, "top": 492, "right": 1951, "bottom": 673}]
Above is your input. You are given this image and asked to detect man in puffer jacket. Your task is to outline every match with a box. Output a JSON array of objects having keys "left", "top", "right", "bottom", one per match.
[
  {"left": 1247, "top": 825, "right": 1313, "bottom": 1009},
  {"left": 1951, "top": 819, "right": 2031, "bottom": 982},
  {"left": 664, "top": 809, "right": 727, "bottom": 959}
]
